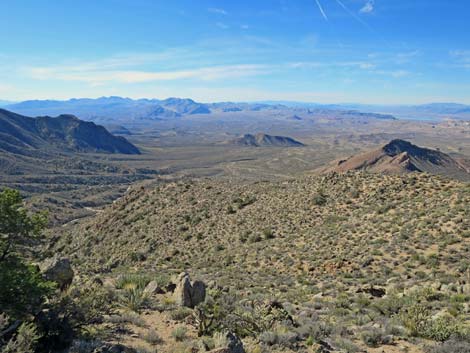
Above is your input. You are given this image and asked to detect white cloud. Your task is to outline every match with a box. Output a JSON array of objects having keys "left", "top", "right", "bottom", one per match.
[
  {"left": 26, "top": 64, "right": 272, "bottom": 84},
  {"left": 360, "top": 0, "right": 375, "bottom": 14},
  {"left": 208, "top": 8, "right": 228, "bottom": 15}
]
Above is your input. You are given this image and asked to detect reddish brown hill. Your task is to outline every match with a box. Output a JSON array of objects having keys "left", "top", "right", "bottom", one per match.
[{"left": 324, "top": 139, "right": 470, "bottom": 180}]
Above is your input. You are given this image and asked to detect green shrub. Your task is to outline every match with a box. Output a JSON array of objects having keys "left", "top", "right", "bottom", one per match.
[
  {"left": 170, "top": 307, "right": 193, "bottom": 321},
  {"left": 119, "top": 287, "right": 149, "bottom": 313},
  {"left": 312, "top": 191, "right": 327, "bottom": 206},
  {"left": 399, "top": 303, "right": 431, "bottom": 337},
  {"left": 115, "top": 273, "right": 150, "bottom": 290},
  {"left": 361, "top": 328, "right": 390, "bottom": 347},
  {"left": 2, "top": 322, "right": 39, "bottom": 353},
  {"left": 172, "top": 326, "right": 187, "bottom": 342},
  {"left": 0, "top": 258, "right": 55, "bottom": 319},
  {"left": 141, "top": 329, "right": 163, "bottom": 345}
]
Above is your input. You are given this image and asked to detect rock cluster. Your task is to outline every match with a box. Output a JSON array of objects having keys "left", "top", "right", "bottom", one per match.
[{"left": 173, "top": 272, "right": 206, "bottom": 308}]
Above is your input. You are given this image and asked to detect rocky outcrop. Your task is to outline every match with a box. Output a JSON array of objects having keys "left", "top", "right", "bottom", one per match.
[
  {"left": 40, "top": 256, "right": 74, "bottom": 290},
  {"left": 173, "top": 272, "right": 206, "bottom": 308},
  {"left": 356, "top": 285, "right": 386, "bottom": 298}
]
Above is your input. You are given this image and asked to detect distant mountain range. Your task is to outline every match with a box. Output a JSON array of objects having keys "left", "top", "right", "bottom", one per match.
[
  {"left": 4, "top": 97, "right": 210, "bottom": 124},
  {"left": 3, "top": 97, "right": 470, "bottom": 125},
  {"left": 324, "top": 139, "right": 470, "bottom": 181},
  {"left": 227, "top": 133, "right": 305, "bottom": 147},
  {"left": 3, "top": 97, "right": 401, "bottom": 126},
  {"left": 0, "top": 108, "right": 140, "bottom": 155},
  {"left": 260, "top": 101, "right": 470, "bottom": 120}
]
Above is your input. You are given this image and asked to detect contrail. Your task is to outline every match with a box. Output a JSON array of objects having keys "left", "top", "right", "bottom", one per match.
[
  {"left": 315, "top": 0, "right": 329, "bottom": 21},
  {"left": 334, "top": 0, "right": 374, "bottom": 32}
]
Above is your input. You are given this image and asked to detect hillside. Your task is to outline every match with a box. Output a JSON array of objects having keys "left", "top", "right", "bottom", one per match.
[
  {"left": 325, "top": 139, "right": 470, "bottom": 181},
  {"left": 54, "top": 172, "right": 470, "bottom": 352},
  {"left": 228, "top": 133, "right": 305, "bottom": 147},
  {"left": 0, "top": 108, "right": 140, "bottom": 155}
]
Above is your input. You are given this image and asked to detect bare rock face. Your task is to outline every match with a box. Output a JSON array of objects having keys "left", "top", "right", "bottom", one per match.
[
  {"left": 40, "top": 256, "right": 74, "bottom": 290},
  {"left": 173, "top": 272, "right": 206, "bottom": 308}
]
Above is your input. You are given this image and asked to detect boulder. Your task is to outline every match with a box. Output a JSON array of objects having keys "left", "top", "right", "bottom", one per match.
[
  {"left": 40, "top": 256, "right": 74, "bottom": 290},
  {"left": 143, "top": 280, "right": 165, "bottom": 296},
  {"left": 191, "top": 280, "right": 207, "bottom": 307},
  {"left": 173, "top": 272, "right": 207, "bottom": 308},
  {"left": 357, "top": 285, "right": 386, "bottom": 298},
  {"left": 174, "top": 273, "right": 193, "bottom": 307}
]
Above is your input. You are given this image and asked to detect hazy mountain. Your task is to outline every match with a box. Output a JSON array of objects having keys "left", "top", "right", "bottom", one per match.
[
  {"left": 5, "top": 97, "right": 209, "bottom": 123},
  {"left": 161, "top": 98, "right": 211, "bottom": 115},
  {"left": 228, "top": 133, "right": 305, "bottom": 147},
  {"left": 325, "top": 139, "right": 470, "bottom": 180},
  {"left": 210, "top": 102, "right": 288, "bottom": 112},
  {"left": 0, "top": 100, "right": 14, "bottom": 107},
  {"left": 261, "top": 101, "right": 470, "bottom": 120},
  {"left": 0, "top": 108, "right": 140, "bottom": 155}
]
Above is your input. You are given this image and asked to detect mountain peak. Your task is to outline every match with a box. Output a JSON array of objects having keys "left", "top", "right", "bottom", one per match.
[{"left": 325, "top": 139, "right": 470, "bottom": 180}]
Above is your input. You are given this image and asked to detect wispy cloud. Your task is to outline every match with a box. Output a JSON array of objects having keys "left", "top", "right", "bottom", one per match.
[
  {"left": 335, "top": 0, "right": 375, "bottom": 33},
  {"left": 314, "top": 0, "right": 329, "bottom": 21},
  {"left": 360, "top": 0, "right": 375, "bottom": 14},
  {"left": 208, "top": 8, "right": 228, "bottom": 15},
  {"left": 450, "top": 50, "right": 470, "bottom": 68},
  {"left": 395, "top": 50, "right": 420, "bottom": 64},
  {"left": 26, "top": 64, "right": 271, "bottom": 84},
  {"left": 372, "top": 69, "right": 411, "bottom": 78}
]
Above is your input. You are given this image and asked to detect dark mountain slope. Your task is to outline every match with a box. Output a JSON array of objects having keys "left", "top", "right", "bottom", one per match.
[{"left": 0, "top": 109, "right": 140, "bottom": 154}]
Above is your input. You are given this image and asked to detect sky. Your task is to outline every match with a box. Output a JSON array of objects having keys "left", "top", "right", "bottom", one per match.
[{"left": 1, "top": 0, "right": 469, "bottom": 104}]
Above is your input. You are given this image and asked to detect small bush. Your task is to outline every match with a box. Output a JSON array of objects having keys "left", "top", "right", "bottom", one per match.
[
  {"left": 119, "top": 287, "right": 149, "bottom": 313},
  {"left": 427, "top": 338, "right": 470, "bottom": 353},
  {"left": 361, "top": 328, "right": 391, "bottom": 347},
  {"left": 399, "top": 303, "right": 430, "bottom": 337},
  {"left": 213, "top": 331, "right": 229, "bottom": 348},
  {"left": 115, "top": 274, "right": 150, "bottom": 290},
  {"left": 312, "top": 191, "right": 327, "bottom": 206},
  {"left": 170, "top": 307, "right": 193, "bottom": 321},
  {"left": 141, "top": 329, "right": 163, "bottom": 345},
  {"left": 172, "top": 326, "right": 187, "bottom": 342}
]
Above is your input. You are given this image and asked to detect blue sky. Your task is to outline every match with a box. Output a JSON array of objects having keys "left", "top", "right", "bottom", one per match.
[{"left": 1, "top": 0, "right": 469, "bottom": 104}]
